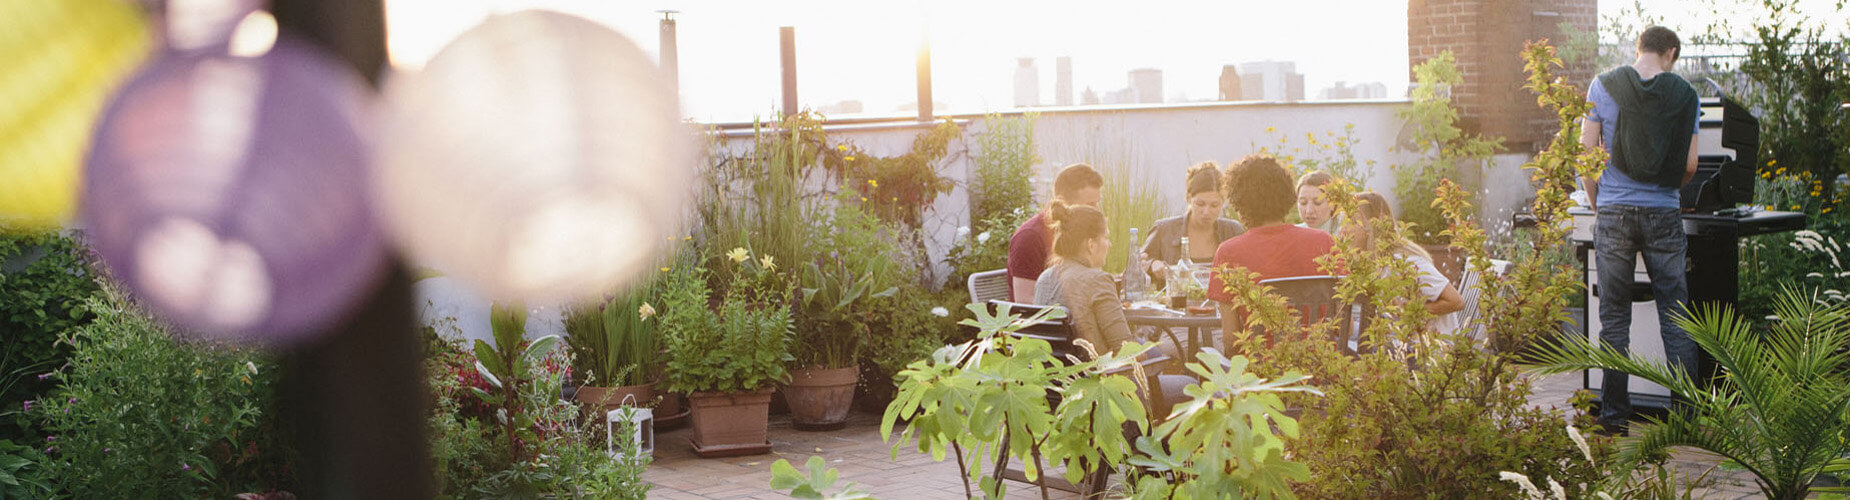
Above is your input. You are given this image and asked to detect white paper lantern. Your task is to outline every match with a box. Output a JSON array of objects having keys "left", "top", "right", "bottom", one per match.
[{"left": 375, "top": 10, "right": 694, "bottom": 304}]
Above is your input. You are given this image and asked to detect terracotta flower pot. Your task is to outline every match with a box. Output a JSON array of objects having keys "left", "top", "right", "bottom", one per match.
[
  {"left": 574, "top": 382, "right": 655, "bottom": 415},
  {"left": 686, "top": 387, "right": 774, "bottom": 457},
  {"left": 783, "top": 366, "right": 859, "bottom": 431}
]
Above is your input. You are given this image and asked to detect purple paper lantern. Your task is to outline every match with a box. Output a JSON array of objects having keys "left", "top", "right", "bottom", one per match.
[{"left": 82, "top": 35, "right": 385, "bottom": 343}]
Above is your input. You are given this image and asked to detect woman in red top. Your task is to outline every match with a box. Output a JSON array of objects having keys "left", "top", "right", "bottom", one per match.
[{"left": 1207, "top": 154, "right": 1336, "bottom": 336}]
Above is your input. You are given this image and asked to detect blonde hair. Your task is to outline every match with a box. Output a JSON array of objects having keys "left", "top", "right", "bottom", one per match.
[{"left": 1352, "top": 192, "right": 1430, "bottom": 259}]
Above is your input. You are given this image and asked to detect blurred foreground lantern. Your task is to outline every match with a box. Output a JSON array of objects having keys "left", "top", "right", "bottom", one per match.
[
  {"left": 0, "top": 0, "right": 148, "bottom": 227},
  {"left": 82, "top": 35, "right": 385, "bottom": 343},
  {"left": 375, "top": 10, "right": 694, "bottom": 304}
]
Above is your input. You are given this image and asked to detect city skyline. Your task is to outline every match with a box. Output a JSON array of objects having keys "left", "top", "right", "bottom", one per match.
[{"left": 382, "top": 0, "right": 1841, "bottom": 122}]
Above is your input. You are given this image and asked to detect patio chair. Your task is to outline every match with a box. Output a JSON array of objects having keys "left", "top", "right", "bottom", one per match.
[
  {"left": 1454, "top": 258, "right": 1512, "bottom": 340},
  {"left": 983, "top": 300, "right": 1185, "bottom": 498},
  {"left": 1224, "top": 275, "right": 1356, "bottom": 354},
  {"left": 967, "top": 268, "right": 1011, "bottom": 305}
]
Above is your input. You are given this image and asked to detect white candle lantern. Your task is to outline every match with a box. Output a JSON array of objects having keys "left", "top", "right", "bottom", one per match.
[{"left": 607, "top": 405, "right": 654, "bottom": 461}]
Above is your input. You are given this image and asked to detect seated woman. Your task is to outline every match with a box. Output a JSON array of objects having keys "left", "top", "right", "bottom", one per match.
[
  {"left": 1344, "top": 192, "right": 1464, "bottom": 335},
  {"left": 1141, "top": 161, "right": 1245, "bottom": 290},
  {"left": 1206, "top": 154, "right": 1337, "bottom": 337},
  {"left": 1034, "top": 202, "right": 1182, "bottom": 359},
  {"left": 1295, "top": 171, "right": 1340, "bottom": 234}
]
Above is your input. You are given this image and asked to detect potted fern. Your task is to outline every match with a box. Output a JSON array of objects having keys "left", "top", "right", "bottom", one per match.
[
  {"left": 787, "top": 258, "right": 895, "bottom": 430},
  {"left": 658, "top": 247, "right": 792, "bottom": 457},
  {"left": 563, "top": 277, "right": 684, "bottom": 424}
]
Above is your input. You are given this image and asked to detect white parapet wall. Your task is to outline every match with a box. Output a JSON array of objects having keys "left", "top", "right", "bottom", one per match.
[{"left": 423, "top": 100, "right": 1546, "bottom": 344}]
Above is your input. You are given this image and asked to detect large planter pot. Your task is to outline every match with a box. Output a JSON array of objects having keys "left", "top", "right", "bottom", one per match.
[
  {"left": 783, "top": 366, "right": 859, "bottom": 431},
  {"left": 686, "top": 387, "right": 774, "bottom": 457},
  {"left": 574, "top": 383, "right": 655, "bottom": 415}
]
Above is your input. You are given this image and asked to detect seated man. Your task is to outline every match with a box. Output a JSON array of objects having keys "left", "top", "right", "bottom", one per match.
[
  {"left": 1206, "top": 154, "right": 1336, "bottom": 337},
  {"left": 1008, "top": 163, "right": 1104, "bottom": 303}
]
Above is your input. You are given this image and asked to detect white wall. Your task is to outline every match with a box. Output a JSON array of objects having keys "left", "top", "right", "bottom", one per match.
[{"left": 424, "top": 100, "right": 1546, "bottom": 343}]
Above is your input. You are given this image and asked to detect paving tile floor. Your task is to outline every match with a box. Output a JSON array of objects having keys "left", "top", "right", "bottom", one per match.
[{"left": 644, "top": 371, "right": 1765, "bottom": 499}]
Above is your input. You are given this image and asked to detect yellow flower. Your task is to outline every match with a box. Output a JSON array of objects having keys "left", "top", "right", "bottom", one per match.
[
  {"left": 836, "top": 144, "right": 848, "bottom": 152},
  {"left": 844, "top": 156, "right": 855, "bottom": 162},
  {"left": 638, "top": 302, "right": 657, "bottom": 321},
  {"left": 759, "top": 255, "right": 776, "bottom": 271},
  {"left": 1825, "top": 207, "right": 1835, "bottom": 214},
  {"left": 240, "top": 376, "right": 251, "bottom": 385},
  {"left": 1266, "top": 126, "right": 1276, "bottom": 133},
  {"left": 860, "top": 197, "right": 868, "bottom": 202},
  {"left": 1769, "top": 159, "right": 1778, "bottom": 166},
  {"left": 726, "top": 247, "right": 750, "bottom": 263},
  {"left": 660, "top": 267, "right": 671, "bottom": 273},
  {"left": 683, "top": 236, "right": 692, "bottom": 241},
  {"left": 867, "top": 179, "right": 878, "bottom": 188}
]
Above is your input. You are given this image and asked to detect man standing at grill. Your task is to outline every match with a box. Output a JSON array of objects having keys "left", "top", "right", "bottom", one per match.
[{"left": 1579, "top": 25, "right": 1702, "bottom": 436}]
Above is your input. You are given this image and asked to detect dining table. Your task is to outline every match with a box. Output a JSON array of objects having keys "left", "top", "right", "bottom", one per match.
[{"left": 1121, "top": 301, "right": 1221, "bottom": 355}]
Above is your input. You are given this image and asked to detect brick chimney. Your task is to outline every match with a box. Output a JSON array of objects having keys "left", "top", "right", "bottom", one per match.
[{"left": 1408, "top": 0, "right": 1597, "bottom": 152}]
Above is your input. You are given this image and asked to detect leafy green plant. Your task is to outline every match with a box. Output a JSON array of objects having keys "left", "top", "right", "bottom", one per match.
[
  {"left": 470, "top": 303, "right": 561, "bottom": 464},
  {"left": 1200, "top": 41, "right": 1607, "bottom": 499},
  {"left": 0, "top": 230, "right": 102, "bottom": 441},
  {"left": 794, "top": 258, "right": 896, "bottom": 370},
  {"left": 944, "top": 209, "right": 1031, "bottom": 297},
  {"left": 1719, "top": 0, "right": 1850, "bottom": 196},
  {"left": 1256, "top": 123, "right": 1377, "bottom": 189},
  {"left": 426, "top": 318, "right": 650, "bottom": 499},
  {"left": 770, "top": 456, "right": 873, "bottom": 500},
  {"left": 34, "top": 292, "right": 295, "bottom": 498},
  {"left": 562, "top": 278, "right": 660, "bottom": 388},
  {"left": 658, "top": 250, "right": 793, "bottom": 394},
  {"left": 1123, "top": 351, "right": 1317, "bottom": 500},
  {"left": 969, "top": 113, "right": 1039, "bottom": 232},
  {"left": 0, "top": 439, "right": 49, "bottom": 500},
  {"left": 1394, "top": 51, "right": 1504, "bottom": 244},
  {"left": 883, "top": 303, "right": 1154, "bottom": 499},
  {"left": 1530, "top": 286, "right": 1850, "bottom": 500}
]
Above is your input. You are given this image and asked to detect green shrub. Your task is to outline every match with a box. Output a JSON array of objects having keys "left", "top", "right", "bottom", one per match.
[
  {"left": 658, "top": 253, "right": 793, "bottom": 394},
  {"left": 33, "top": 292, "right": 294, "bottom": 498},
  {"left": 424, "top": 318, "right": 649, "bottom": 499},
  {"left": 0, "top": 230, "right": 103, "bottom": 441},
  {"left": 1393, "top": 51, "right": 1504, "bottom": 244}
]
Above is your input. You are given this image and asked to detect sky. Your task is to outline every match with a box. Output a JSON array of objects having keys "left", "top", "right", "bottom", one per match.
[{"left": 382, "top": 0, "right": 1848, "bottom": 123}]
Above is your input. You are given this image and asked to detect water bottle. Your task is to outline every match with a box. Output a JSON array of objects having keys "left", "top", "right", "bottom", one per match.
[
  {"left": 1124, "top": 228, "right": 1147, "bottom": 301},
  {"left": 1169, "top": 237, "right": 1195, "bottom": 307}
]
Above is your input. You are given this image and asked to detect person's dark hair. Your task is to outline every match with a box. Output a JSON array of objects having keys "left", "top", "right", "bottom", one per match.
[
  {"left": 1638, "top": 26, "right": 1681, "bottom": 59},
  {"left": 1221, "top": 154, "right": 1295, "bottom": 226},
  {"left": 1296, "top": 171, "right": 1334, "bottom": 191},
  {"left": 1047, "top": 200, "right": 1108, "bottom": 266},
  {"left": 1053, "top": 163, "right": 1105, "bottom": 199},
  {"left": 1185, "top": 161, "right": 1222, "bottom": 198}
]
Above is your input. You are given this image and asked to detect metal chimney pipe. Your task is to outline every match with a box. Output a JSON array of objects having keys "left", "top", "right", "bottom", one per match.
[
  {"left": 916, "top": 31, "right": 932, "bottom": 122},
  {"left": 780, "top": 26, "right": 797, "bottom": 117},
  {"left": 658, "top": 10, "right": 679, "bottom": 93}
]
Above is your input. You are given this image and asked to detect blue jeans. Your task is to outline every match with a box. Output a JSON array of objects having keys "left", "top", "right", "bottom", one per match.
[{"left": 1594, "top": 205, "right": 1696, "bottom": 429}]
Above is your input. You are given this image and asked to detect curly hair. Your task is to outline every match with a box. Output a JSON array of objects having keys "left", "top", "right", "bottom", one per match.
[
  {"left": 1185, "top": 161, "right": 1222, "bottom": 198},
  {"left": 1221, "top": 154, "right": 1295, "bottom": 226}
]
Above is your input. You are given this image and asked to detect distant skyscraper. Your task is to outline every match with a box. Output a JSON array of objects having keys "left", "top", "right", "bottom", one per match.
[
  {"left": 1318, "top": 81, "right": 1390, "bottom": 100},
  {"left": 1055, "top": 57, "right": 1073, "bottom": 106},
  {"left": 1238, "top": 61, "right": 1304, "bottom": 101},
  {"left": 1219, "top": 65, "right": 1243, "bottom": 101},
  {"left": 1081, "top": 86, "right": 1099, "bottom": 105},
  {"left": 1014, "top": 58, "right": 1040, "bottom": 108},
  {"left": 1128, "top": 68, "right": 1162, "bottom": 104}
]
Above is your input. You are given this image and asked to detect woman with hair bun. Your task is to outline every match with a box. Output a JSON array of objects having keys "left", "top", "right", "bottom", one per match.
[
  {"left": 1033, "top": 201, "right": 1131, "bottom": 352},
  {"left": 1140, "top": 161, "right": 1246, "bottom": 287}
]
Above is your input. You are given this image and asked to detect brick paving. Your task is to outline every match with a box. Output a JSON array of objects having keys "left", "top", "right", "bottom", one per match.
[{"left": 643, "top": 371, "right": 1766, "bottom": 499}]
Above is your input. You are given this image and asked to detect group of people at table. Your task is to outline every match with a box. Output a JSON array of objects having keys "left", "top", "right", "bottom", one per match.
[{"left": 1005, "top": 155, "right": 1465, "bottom": 361}]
